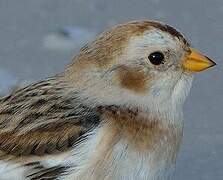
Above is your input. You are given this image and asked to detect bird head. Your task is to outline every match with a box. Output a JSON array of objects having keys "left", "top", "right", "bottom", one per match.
[{"left": 66, "top": 21, "right": 215, "bottom": 118}]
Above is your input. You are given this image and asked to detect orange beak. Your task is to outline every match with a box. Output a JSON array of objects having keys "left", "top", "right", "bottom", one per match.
[{"left": 182, "top": 48, "right": 216, "bottom": 72}]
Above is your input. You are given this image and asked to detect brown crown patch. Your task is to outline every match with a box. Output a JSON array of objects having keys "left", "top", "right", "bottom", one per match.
[
  {"left": 66, "top": 21, "right": 188, "bottom": 74},
  {"left": 148, "top": 21, "right": 188, "bottom": 45}
]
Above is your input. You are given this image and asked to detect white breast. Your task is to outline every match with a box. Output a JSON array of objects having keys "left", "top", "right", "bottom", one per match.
[{"left": 60, "top": 125, "right": 182, "bottom": 180}]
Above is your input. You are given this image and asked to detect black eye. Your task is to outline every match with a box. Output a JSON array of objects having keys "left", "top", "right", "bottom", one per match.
[{"left": 148, "top": 52, "right": 165, "bottom": 65}]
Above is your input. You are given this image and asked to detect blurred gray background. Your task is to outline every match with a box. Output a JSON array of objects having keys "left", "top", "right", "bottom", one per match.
[{"left": 0, "top": 0, "right": 222, "bottom": 179}]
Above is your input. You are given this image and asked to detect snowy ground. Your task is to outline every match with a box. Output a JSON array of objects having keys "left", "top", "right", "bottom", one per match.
[{"left": 0, "top": 0, "right": 222, "bottom": 179}]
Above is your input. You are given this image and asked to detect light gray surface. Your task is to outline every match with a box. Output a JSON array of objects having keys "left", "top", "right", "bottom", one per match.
[{"left": 0, "top": 0, "right": 222, "bottom": 179}]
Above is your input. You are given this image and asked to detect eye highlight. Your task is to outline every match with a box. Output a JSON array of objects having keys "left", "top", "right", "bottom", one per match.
[{"left": 148, "top": 52, "right": 165, "bottom": 65}]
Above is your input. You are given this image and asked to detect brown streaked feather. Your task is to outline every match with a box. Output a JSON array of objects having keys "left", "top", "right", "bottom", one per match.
[
  {"left": 27, "top": 164, "right": 70, "bottom": 180},
  {"left": 0, "top": 123, "right": 83, "bottom": 157},
  {"left": 0, "top": 76, "right": 100, "bottom": 159}
]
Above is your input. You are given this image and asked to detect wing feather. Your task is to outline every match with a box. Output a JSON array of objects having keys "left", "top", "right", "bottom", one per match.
[{"left": 0, "top": 76, "right": 100, "bottom": 158}]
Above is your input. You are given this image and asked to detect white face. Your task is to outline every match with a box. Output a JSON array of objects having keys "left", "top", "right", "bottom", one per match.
[
  {"left": 80, "top": 29, "right": 194, "bottom": 118},
  {"left": 110, "top": 29, "right": 193, "bottom": 111}
]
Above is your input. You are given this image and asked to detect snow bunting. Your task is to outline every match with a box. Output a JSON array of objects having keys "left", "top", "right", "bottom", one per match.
[{"left": 0, "top": 21, "right": 215, "bottom": 180}]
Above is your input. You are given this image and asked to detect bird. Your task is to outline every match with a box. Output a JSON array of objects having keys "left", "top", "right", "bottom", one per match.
[{"left": 0, "top": 20, "right": 215, "bottom": 180}]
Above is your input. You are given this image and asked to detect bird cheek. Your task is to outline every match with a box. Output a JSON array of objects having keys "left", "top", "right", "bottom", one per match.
[{"left": 115, "top": 65, "right": 151, "bottom": 94}]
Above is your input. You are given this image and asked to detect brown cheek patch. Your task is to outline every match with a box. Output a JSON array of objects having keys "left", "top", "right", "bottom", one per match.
[{"left": 117, "top": 66, "right": 150, "bottom": 94}]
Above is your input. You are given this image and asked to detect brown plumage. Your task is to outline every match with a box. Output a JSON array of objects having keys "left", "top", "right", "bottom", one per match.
[
  {"left": 116, "top": 65, "right": 150, "bottom": 93},
  {"left": 0, "top": 76, "right": 100, "bottom": 159}
]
